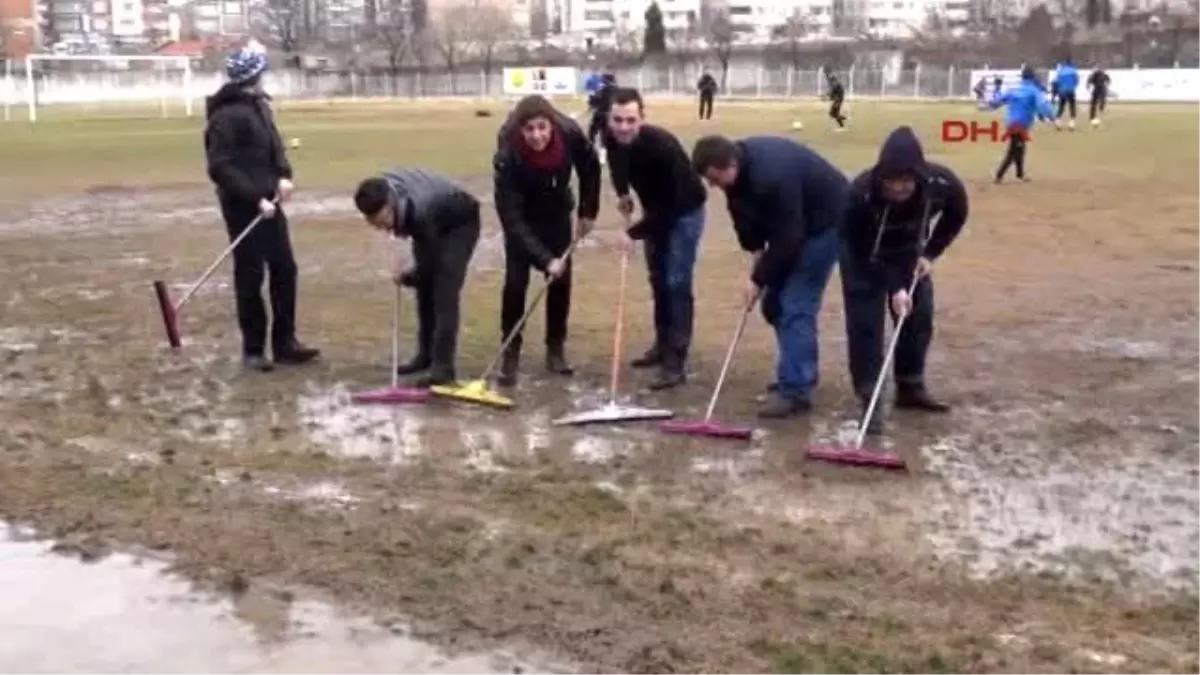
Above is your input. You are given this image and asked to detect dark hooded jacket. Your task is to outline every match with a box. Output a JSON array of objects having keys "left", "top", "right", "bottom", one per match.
[
  {"left": 842, "top": 126, "right": 969, "bottom": 293},
  {"left": 203, "top": 81, "right": 292, "bottom": 204},
  {"left": 721, "top": 135, "right": 848, "bottom": 288},
  {"left": 697, "top": 73, "right": 718, "bottom": 95},
  {"left": 606, "top": 123, "right": 707, "bottom": 241},
  {"left": 492, "top": 111, "right": 601, "bottom": 269}
]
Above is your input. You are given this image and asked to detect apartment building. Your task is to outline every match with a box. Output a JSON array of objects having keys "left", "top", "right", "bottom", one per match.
[{"left": 563, "top": 0, "right": 701, "bottom": 44}]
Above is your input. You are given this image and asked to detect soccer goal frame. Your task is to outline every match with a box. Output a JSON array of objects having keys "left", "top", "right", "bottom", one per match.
[{"left": 15, "top": 54, "right": 194, "bottom": 122}]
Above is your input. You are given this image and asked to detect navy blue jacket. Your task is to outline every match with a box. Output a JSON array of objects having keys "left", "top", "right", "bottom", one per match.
[
  {"left": 843, "top": 126, "right": 969, "bottom": 293},
  {"left": 721, "top": 135, "right": 848, "bottom": 288}
]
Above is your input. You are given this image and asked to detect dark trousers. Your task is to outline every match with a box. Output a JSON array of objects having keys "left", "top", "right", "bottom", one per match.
[
  {"left": 1089, "top": 92, "right": 1107, "bottom": 119},
  {"left": 698, "top": 93, "right": 713, "bottom": 119},
  {"left": 761, "top": 227, "right": 838, "bottom": 401},
  {"left": 839, "top": 242, "right": 935, "bottom": 398},
  {"left": 829, "top": 97, "right": 846, "bottom": 127},
  {"left": 1056, "top": 91, "right": 1077, "bottom": 119},
  {"left": 220, "top": 198, "right": 297, "bottom": 357},
  {"left": 501, "top": 214, "right": 573, "bottom": 354},
  {"left": 996, "top": 126, "right": 1027, "bottom": 180},
  {"left": 587, "top": 111, "right": 605, "bottom": 146},
  {"left": 412, "top": 212, "right": 480, "bottom": 379},
  {"left": 644, "top": 207, "right": 705, "bottom": 371}
]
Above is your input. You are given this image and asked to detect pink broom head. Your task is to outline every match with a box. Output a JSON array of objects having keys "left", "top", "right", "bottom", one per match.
[
  {"left": 152, "top": 280, "right": 181, "bottom": 350},
  {"left": 806, "top": 445, "right": 907, "bottom": 470},
  {"left": 660, "top": 419, "right": 753, "bottom": 440}
]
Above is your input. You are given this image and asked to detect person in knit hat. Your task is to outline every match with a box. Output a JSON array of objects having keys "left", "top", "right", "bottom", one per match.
[{"left": 204, "top": 47, "right": 319, "bottom": 371}]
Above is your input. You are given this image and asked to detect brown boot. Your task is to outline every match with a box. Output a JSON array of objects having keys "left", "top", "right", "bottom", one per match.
[{"left": 545, "top": 343, "right": 574, "bottom": 376}]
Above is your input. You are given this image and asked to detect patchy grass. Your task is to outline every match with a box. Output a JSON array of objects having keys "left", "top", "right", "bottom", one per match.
[{"left": 0, "top": 99, "right": 1197, "bottom": 672}]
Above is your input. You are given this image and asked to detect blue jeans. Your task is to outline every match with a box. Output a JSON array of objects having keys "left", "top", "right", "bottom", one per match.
[
  {"left": 644, "top": 207, "right": 705, "bottom": 369},
  {"left": 761, "top": 227, "right": 839, "bottom": 402}
]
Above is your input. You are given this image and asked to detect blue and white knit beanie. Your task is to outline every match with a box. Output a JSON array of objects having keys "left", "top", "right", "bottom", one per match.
[{"left": 226, "top": 49, "right": 268, "bottom": 84}]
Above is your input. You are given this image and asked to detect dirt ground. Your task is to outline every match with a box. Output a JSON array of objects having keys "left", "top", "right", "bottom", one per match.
[{"left": 1, "top": 99, "right": 1197, "bottom": 673}]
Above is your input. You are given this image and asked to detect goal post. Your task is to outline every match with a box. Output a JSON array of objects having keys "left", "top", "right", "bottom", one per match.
[{"left": 16, "top": 54, "right": 195, "bottom": 122}]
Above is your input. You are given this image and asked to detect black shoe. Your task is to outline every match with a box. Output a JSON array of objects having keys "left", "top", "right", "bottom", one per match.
[
  {"left": 274, "top": 340, "right": 320, "bottom": 365},
  {"left": 395, "top": 354, "right": 431, "bottom": 377},
  {"left": 648, "top": 368, "right": 686, "bottom": 391},
  {"left": 757, "top": 393, "right": 811, "bottom": 419},
  {"left": 545, "top": 344, "right": 574, "bottom": 376},
  {"left": 497, "top": 349, "right": 520, "bottom": 387},
  {"left": 242, "top": 354, "right": 274, "bottom": 372},
  {"left": 631, "top": 346, "right": 661, "bottom": 369},
  {"left": 894, "top": 383, "right": 951, "bottom": 413},
  {"left": 766, "top": 382, "right": 779, "bottom": 392}
]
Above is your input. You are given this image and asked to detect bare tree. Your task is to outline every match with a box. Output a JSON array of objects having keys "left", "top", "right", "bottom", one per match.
[
  {"left": 372, "top": 0, "right": 415, "bottom": 88},
  {"left": 470, "top": 3, "right": 517, "bottom": 91},
  {"left": 431, "top": 2, "right": 477, "bottom": 93},
  {"left": 250, "top": 0, "right": 304, "bottom": 55},
  {"left": 707, "top": 11, "right": 734, "bottom": 89},
  {"left": 774, "top": 9, "right": 816, "bottom": 69}
]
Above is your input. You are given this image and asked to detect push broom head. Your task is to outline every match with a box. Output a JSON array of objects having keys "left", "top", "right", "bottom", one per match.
[
  {"left": 429, "top": 379, "right": 514, "bottom": 409},
  {"left": 552, "top": 402, "right": 673, "bottom": 426},
  {"left": 805, "top": 445, "right": 907, "bottom": 471},
  {"left": 152, "top": 280, "right": 182, "bottom": 349},
  {"left": 661, "top": 419, "right": 753, "bottom": 440},
  {"left": 351, "top": 387, "right": 429, "bottom": 404}
]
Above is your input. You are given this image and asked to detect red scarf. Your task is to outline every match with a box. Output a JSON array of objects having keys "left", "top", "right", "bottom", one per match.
[{"left": 512, "top": 125, "right": 566, "bottom": 172}]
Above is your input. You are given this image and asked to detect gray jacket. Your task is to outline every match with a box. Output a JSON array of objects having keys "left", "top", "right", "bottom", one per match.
[{"left": 382, "top": 168, "right": 480, "bottom": 241}]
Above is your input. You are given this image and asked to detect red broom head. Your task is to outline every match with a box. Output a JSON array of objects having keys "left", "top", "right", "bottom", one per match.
[
  {"left": 152, "top": 280, "right": 182, "bottom": 350},
  {"left": 806, "top": 446, "right": 908, "bottom": 471}
]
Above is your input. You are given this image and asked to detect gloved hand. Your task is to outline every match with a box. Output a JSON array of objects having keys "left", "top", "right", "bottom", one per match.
[
  {"left": 277, "top": 178, "right": 295, "bottom": 202},
  {"left": 257, "top": 198, "right": 277, "bottom": 218}
]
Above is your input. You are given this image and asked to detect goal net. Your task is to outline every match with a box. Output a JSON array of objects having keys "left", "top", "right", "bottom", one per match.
[{"left": 8, "top": 55, "right": 195, "bottom": 122}]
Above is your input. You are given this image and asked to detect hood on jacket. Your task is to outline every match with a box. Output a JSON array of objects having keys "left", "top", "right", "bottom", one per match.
[
  {"left": 1021, "top": 64, "right": 1038, "bottom": 82},
  {"left": 871, "top": 126, "right": 928, "bottom": 181},
  {"left": 205, "top": 81, "right": 268, "bottom": 120}
]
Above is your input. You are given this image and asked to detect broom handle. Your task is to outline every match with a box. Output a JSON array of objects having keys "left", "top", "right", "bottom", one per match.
[
  {"left": 703, "top": 297, "right": 756, "bottom": 423},
  {"left": 479, "top": 236, "right": 583, "bottom": 382},
  {"left": 175, "top": 201, "right": 275, "bottom": 312},
  {"left": 609, "top": 244, "right": 631, "bottom": 404},
  {"left": 391, "top": 286, "right": 402, "bottom": 389}
]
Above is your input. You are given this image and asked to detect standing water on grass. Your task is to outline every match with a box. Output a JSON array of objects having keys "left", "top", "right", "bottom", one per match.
[{"left": 0, "top": 525, "right": 550, "bottom": 673}]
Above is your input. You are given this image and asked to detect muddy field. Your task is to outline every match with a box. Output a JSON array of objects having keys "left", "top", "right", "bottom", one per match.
[{"left": 1, "top": 100, "right": 1197, "bottom": 672}]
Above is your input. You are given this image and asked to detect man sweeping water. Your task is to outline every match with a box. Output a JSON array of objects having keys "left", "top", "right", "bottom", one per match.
[
  {"left": 840, "top": 126, "right": 968, "bottom": 435},
  {"left": 353, "top": 169, "right": 481, "bottom": 387},
  {"left": 605, "top": 87, "right": 708, "bottom": 391},
  {"left": 493, "top": 94, "right": 600, "bottom": 386},
  {"left": 204, "top": 46, "right": 320, "bottom": 371},
  {"left": 692, "top": 134, "right": 846, "bottom": 418}
]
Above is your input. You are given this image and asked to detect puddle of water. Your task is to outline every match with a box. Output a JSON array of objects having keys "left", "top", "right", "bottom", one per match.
[
  {"left": 0, "top": 524, "right": 549, "bottom": 673},
  {"left": 921, "top": 412, "right": 1200, "bottom": 594}
]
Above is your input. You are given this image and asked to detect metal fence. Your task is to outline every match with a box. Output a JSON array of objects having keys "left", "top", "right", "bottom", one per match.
[{"left": 3, "top": 64, "right": 990, "bottom": 119}]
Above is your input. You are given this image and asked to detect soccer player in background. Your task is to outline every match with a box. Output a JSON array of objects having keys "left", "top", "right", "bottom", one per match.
[
  {"left": 697, "top": 71, "right": 718, "bottom": 120},
  {"left": 1087, "top": 66, "right": 1111, "bottom": 126},
  {"left": 987, "top": 65, "right": 1058, "bottom": 184},
  {"left": 1054, "top": 58, "right": 1080, "bottom": 129},
  {"left": 824, "top": 70, "right": 848, "bottom": 131}
]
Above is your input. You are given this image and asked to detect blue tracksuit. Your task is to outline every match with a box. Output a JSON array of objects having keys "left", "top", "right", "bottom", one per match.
[
  {"left": 1055, "top": 63, "right": 1079, "bottom": 94},
  {"left": 989, "top": 77, "right": 1054, "bottom": 131},
  {"left": 721, "top": 135, "right": 847, "bottom": 403}
]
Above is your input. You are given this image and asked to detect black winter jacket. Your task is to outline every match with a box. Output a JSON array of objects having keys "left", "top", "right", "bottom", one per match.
[
  {"left": 204, "top": 82, "right": 292, "bottom": 204},
  {"left": 606, "top": 124, "right": 707, "bottom": 240},
  {"left": 842, "top": 126, "right": 969, "bottom": 293},
  {"left": 721, "top": 135, "right": 847, "bottom": 288},
  {"left": 493, "top": 112, "right": 600, "bottom": 270},
  {"left": 697, "top": 74, "right": 718, "bottom": 95}
]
